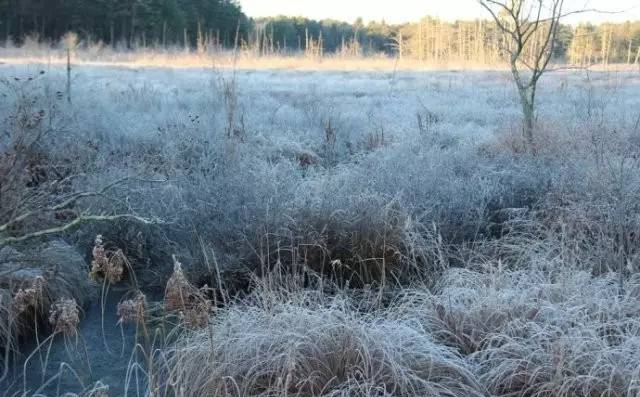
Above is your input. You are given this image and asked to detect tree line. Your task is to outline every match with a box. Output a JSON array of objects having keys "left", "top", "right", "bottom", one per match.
[
  {"left": 255, "top": 16, "right": 640, "bottom": 65},
  {"left": 0, "top": 0, "right": 249, "bottom": 49},
  {"left": 249, "top": 17, "right": 395, "bottom": 57},
  {"left": 398, "top": 18, "right": 640, "bottom": 65},
  {"left": 1, "top": 1, "right": 639, "bottom": 65}
]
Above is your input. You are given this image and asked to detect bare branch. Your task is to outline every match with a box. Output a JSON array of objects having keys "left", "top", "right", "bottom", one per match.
[
  {"left": 0, "top": 175, "right": 167, "bottom": 234},
  {"left": 479, "top": 1, "right": 518, "bottom": 42},
  {"left": 0, "top": 214, "right": 164, "bottom": 246}
]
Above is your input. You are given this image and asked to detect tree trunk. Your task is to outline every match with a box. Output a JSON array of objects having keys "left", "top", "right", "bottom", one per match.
[
  {"left": 270, "top": 26, "right": 274, "bottom": 54},
  {"left": 511, "top": 61, "right": 536, "bottom": 148},
  {"left": 121, "top": 17, "right": 127, "bottom": 46},
  {"left": 517, "top": 86, "right": 536, "bottom": 148},
  {"left": 162, "top": 20, "right": 167, "bottom": 49},
  {"left": 418, "top": 21, "right": 423, "bottom": 61},
  {"left": 196, "top": 20, "right": 203, "bottom": 54},
  {"left": 129, "top": 2, "right": 137, "bottom": 50},
  {"left": 522, "top": 97, "right": 535, "bottom": 146},
  {"left": 110, "top": 21, "right": 115, "bottom": 48},
  {"left": 183, "top": 28, "right": 188, "bottom": 50},
  {"left": 5, "top": 11, "right": 10, "bottom": 44}
]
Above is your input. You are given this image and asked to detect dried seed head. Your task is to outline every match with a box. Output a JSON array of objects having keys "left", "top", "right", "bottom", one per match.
[
  {"left": 90, "top": 235, "right": 125, "bottom": 284},
  {"left": 48, "top": 298, "right": 79, "bottom": 336},
  {"left": 89, "top": 261, "right": 101, "bottom": 282},
  {"left": 117, "top": 292, "right": 146, "bottom": 325},
  {"left": 11, "top": 288, "right": 38, "bottom": 315},
  {"left": 165, "top": 256, "right": 211, "bottom": 329},
  {"left": 105, "top": 249, "right": 125, "bottom": 284},
  {"left": 165, "top": 257, "right": 199, "bottom": 312},
  {"left": 11, "top": 276, "right": 46, "bottom": 315},
  {"left": 93, "top": 235, "right": 105, "bottom": 258},
  {"left": 90, "top": 235, "right": 108, "bottom": 281}
]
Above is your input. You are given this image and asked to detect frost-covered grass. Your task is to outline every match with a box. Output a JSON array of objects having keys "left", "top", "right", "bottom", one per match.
[
  {"left": 160, "top": 268, "right": 640, "bottom": 396},
  {"left": 1, "top": 58, "right": 640, "bottom": 395},
  {"left": 164, "top": 280, "right": 486, "bottom": 397}
]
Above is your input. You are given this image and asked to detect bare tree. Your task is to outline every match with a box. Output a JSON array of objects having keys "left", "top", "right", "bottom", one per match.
[{"left": 479, "top": 0, "right": 566, "bottom": 147}]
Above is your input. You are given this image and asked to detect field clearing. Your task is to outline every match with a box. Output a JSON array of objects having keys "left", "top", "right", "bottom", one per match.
[
  {"left": 2, "top": 58, "right": 639, "bottom": 150},
  {"left": 2, "top": 58, "right": 640, "bottom": 396},
  {"left": 0, "top": 47, "right": 510, "bottom": 71},
  {"left": 2, "top": 46, "right": 640, "bottom": 72}
]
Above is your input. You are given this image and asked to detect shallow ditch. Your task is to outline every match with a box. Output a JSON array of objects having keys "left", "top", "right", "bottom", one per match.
[{"left": 2, "top": 287, "right": 149, "bottom": 396}]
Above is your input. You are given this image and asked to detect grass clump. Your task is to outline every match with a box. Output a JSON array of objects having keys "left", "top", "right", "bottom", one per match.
[{"left": 163, "top": 285, "right": 485, "bottom": 397}]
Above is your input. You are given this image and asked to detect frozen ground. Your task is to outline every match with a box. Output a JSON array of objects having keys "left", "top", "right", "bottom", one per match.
[
  {"left": 3, "top": 62, "right": 639, "bottom": 157},
  {"left": 2, "top": 61, "right": 640, "bottom": 396}
]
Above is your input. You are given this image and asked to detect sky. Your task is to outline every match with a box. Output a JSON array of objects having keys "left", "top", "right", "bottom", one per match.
[{"left": 238, "top": 0, "right": 640, "bottom": 24}]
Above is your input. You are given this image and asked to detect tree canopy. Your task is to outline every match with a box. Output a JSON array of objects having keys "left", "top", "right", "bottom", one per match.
[{"left": 0, "top": 0, "right": 249, "bottom": 48}]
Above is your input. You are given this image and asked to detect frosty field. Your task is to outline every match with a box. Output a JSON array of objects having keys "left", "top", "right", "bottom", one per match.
[{"left": 2, "top": 60, "right": 640, "bottom": 396}]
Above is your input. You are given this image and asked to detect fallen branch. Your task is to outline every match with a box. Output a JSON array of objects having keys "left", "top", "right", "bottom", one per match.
[{"left": 0, "top": 214, "right": 164, "bottom": 246}]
